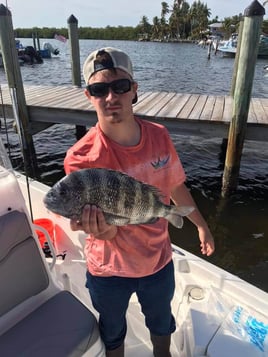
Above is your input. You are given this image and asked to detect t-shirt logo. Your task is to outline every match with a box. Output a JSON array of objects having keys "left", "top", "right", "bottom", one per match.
[{"left": 151, "top": 155, "right": 170, "bottom": 169}]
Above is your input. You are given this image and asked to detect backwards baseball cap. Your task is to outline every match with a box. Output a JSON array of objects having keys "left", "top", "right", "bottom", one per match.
[{"left": 82, "top": 47, "right": 134, "bottom": 84}]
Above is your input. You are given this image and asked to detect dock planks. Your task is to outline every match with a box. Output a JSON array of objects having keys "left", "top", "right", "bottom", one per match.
[{"left": 0, "top": 84, "right": 268, "bottom": 141}]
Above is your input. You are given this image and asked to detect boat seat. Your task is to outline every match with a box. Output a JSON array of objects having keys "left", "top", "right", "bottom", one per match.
[
  {"left": 0, "top": 290, "right": 100, "bottom": 356},
  {"left": 0, "top": 210, "right": 103, "bottom": 356}
]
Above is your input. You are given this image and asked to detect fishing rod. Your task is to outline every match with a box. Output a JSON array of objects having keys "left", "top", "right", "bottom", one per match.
[
  {"left": 11, "top": 89, "right": 35, "bottom": 219},
  {"left": 0, "top": 83, "right": 12, "bottom": 159},
  {"left": 0, "top": 83, "right": 34, "bottom": 221}
]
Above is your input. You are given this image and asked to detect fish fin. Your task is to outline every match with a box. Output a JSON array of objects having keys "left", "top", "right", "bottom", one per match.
[
  {"left": 165, "top": 206, "right": 195, "bottom": 228},
  {"left": 145, "top": 217, "right": 159, "bottom": 224},
  {"left": 175, "top": 206, "right": 195, "bottom": 217},
  {"left": 104, "top": 213, "right": 131, "bottom": 226}
]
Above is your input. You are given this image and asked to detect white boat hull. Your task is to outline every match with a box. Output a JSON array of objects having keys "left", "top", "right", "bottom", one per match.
[
  {"left": 0, "top": 170, "right": 268, "bottom": 356},
  {"left": 218, "top": 34, "right": 268, "bottom": 58}
]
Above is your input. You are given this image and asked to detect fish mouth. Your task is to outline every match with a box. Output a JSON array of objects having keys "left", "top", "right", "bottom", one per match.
[
  {"left": 43, "top": 202, "right": 70, "bottom": 219},
  {"left": 43, "top": 194, "right": 60, "bottom": 212},
  {"left": 43, "top": 193, "right": 55, "bottom": 208},
  {"left": 43, "top": 194, "right": 74, "bottom": 219}
]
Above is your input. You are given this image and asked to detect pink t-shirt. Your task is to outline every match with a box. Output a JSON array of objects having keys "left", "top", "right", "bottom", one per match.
[{"left": 64, "top": 118, "right": 186, "bottom": 277}]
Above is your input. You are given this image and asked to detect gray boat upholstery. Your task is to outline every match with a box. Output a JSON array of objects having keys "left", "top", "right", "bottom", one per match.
[
  {"left": 0, "top": 210, "right": 101, "bottom": 356},
  {"left": 0, "top": 210, "right": 49, "bottom": 317}
]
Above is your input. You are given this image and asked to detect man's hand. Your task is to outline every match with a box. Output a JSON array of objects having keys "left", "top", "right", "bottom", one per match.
[
  {"left": 198, "top": 226, "right": 215, "bottom": 256},
  {"left": 70, "top": 205, "right": 117, "bottom": 240},
  {"left": 171, "top": 183, "right": 215, "bottom": 256}
]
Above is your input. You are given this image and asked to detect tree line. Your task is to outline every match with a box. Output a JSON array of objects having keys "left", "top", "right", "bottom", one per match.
[{"left": 14, "top": 0, "right": 268, "bottom": 41}]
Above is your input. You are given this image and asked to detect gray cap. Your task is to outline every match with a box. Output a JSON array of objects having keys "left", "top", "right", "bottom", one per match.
[{"left": 82, "top": 47, "right": 134, "bottom": 84}]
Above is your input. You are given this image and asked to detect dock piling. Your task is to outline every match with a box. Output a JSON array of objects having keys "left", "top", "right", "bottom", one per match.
[
  {"left": 0, "top": 3, "right": 38, "bottom": 177},
  {"left": 230, "top": 20, "right": 244, "bottom": 97},
  {"left": 67, "top": 14, "right": 86, "bottom": 139},
  {"left": 222, "top": 0, "right": 265, "bottom": 197},
  {"left": 68, "top": 14, "right": 81, "bottom": 87},
  {"left": 207, "top": 41, "right": 212, "bottom": 59}
]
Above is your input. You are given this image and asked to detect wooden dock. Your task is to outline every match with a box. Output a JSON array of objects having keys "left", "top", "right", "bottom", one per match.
[{"left": 1, "top": 84, "right": 268, "bottom": 141}]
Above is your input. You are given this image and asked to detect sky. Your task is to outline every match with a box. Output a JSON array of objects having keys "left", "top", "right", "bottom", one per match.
[{"left": 5, "top": 0, "right": 268, "bottom": 29}]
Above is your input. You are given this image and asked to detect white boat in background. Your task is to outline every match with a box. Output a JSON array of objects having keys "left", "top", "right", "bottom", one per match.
[
  {"left": 0, "top": 136, "right": 268, "bottom": 357},
  {"left": 218, "top": 33, "right": 268, "bottom": 58},
  {"left": 217, "top": 33, "right": 237, "bottom": 56}
]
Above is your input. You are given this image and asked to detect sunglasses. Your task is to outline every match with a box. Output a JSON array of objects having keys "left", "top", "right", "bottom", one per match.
[{"left": 86, "top": 78, "right": 133, "bottom": 97}]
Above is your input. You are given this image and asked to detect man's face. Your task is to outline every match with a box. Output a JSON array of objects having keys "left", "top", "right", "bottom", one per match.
[{"left": 85, "top": 69, "right": 138, "bottom": 124}]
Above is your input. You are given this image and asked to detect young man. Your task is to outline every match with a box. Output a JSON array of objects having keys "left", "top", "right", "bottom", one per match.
[{"left": 64, "top": 47, "right": 215, "bottom": 357}]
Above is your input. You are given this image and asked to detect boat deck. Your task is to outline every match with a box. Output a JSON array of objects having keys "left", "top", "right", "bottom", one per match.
[{"left": 0, "top": 84, "right": 268, "bottom": 141}]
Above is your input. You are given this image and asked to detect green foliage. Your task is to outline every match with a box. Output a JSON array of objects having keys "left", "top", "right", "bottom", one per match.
[
  {"left": 263, "top": 20, "right": 268, "bottom": 35},
  {"left": 14, "top": 27, "right": 67, "bottom": 39},
  {"left": 14, "top": 26, "right": 140, "bottom": 41},
  {"left": 14, "top": 26, "right": 138, "bottom": 40}
]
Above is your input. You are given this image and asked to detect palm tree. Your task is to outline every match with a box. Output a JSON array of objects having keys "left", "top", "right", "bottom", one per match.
[
  {"left": 160, "top": 2, "right": 170, "bottom": 40},
  {"left": 152, "top": 16, "right": 161, "bottom": 40},
  {"left": 138, "top": 15, "right": 151, "bottom": 40},
  {"left": 190, "top": 1, "right": 211, "bottom": 38},
  {"left": 169, "top": 1, "right": 190, "bottom": 39},
  {"left": 201, "top": 3, "right": 211, "bottom": 36},
  {"left": 174, "top": 0, "right": 184, "bottom": 8},
  {"left": 179, "top": 2, "right": 191, "bottom": 38},
  {"left": 222, "top": 18, "right": 235, "bottom": 39},
  {"left": 161, "top": 1, "right": 170, "bottom": 19},
  {"left": 169, "top": 2, "right": 180, "bottom": 39},
  {"left": 189, "top": 3, "right": 197, "bottom": 35}
]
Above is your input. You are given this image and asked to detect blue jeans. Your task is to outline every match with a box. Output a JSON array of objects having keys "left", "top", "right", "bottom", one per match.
[{"left": 85, "top": 260, "right": 176, "bottom": 350}]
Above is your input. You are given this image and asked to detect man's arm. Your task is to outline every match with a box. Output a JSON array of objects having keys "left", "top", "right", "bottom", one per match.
[{"left": 171, "top": 183, "right": 215, "bottom": 256}]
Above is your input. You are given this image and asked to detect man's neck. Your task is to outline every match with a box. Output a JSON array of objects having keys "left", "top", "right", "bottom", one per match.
[{"left": 100, "top": 117, "right": 141, "bottom": 147}]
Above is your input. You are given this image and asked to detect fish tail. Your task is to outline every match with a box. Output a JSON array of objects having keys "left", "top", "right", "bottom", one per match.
[{"left": 165, "top": 205, "right": 194, "bottom": 228}]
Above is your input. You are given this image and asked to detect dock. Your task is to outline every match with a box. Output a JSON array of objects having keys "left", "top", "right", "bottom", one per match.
[{"left": 1, "top": 84, "right": 268, "bottom": 141}]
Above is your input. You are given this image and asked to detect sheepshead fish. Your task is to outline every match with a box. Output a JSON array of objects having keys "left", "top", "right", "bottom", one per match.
[{"left": 43, "top": 168, "right": 194, "bottom": 228}]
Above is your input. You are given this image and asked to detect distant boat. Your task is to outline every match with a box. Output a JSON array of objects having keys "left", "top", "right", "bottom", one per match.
[
  {"left": 0, "top": 40, "right": 60, "bottom": 67},
  {"left": 218, "top": 33, "right": 268, "bottom": 58},
  {"left": 16, "top": 40, "right": 60, "bottom": 64}
]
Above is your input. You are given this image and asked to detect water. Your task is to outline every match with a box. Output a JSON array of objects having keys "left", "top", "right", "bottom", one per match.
[
  {"left": 2, "top": 38, "right": 268, "bottom": 95},
  {"left": 1, "top": 39, "right": 268, "bottom": 292}
]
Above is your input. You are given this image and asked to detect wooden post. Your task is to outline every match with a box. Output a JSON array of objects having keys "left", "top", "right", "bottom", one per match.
[
  {"left": 230, "top": 20, "right": 244, "bottom": 97},
  {"left": 207, "top": 41, "right": 212, "bottom": 59},
  {"left": 68, "top": 14, "right": 81, "bottom": 87},
  {"left": 67, "top": 14, "right": 86, "bottom": 139},
  {"left": 0, "top": 4, "right": 38, "bottom": 177},
  {"left": 32, "top": 31, "right": 36, "bottom": 50},
  {"left": 222, "top": 0, "right": 265, "bottom": 197},
  {"left": 36, "top": 31, "right": 41, "bottom": 51}
]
